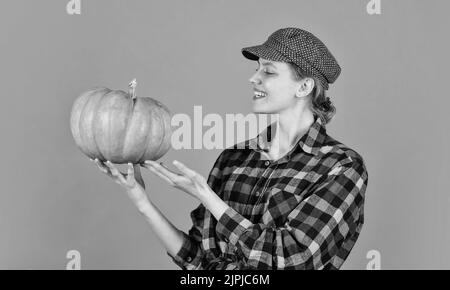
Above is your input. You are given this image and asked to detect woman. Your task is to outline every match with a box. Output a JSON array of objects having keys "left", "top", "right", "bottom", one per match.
[{"left": 92, "top": 27, "right": 368, "bottom": 270}]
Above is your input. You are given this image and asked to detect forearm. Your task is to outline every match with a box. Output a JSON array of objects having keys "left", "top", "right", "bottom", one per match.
[
  {"left": 198, "top": 187, "right": 229, "bottom": 221},
  {"left": 133, "top": 192, "right": 185, "bottom": 258}
]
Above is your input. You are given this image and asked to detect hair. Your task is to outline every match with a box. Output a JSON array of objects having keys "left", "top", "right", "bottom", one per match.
[{"left": 288, "top": 63, "right": 336, "bottom": 125}]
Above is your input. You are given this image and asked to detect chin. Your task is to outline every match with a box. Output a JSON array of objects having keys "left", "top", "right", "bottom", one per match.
[{"left": 252, "top": 106, "right": 278, "bottom": 115}]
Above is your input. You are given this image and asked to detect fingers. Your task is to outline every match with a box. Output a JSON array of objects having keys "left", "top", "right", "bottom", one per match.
[
  {"left": 172, "top": 160, "right": 197, "bottom": 180},
  {"left": 172, "top": 160, "right": 205, "bottom": 186},
  {"left": 144, "top": 161, "right": 181, "bottom": 180},
  {"left": 143, "top": 160, "right": 205, "bottom": 187},
  {"left": 133, "top": 164, "right": 146, "bottom": 189},
  {"left": 91, "top": 158, "right": 146, "bottom": 189},
  {"left": 92, "top": 158, "right": 111, "bottom": 176},
  {"left": 144, "top": 162, "right": 175, "bottom": 186},
  {"left": 133, "top": 164, "right": 142, "bottom": 176},
  {"left": 127, "top": 163, "right": 135, "bottom": 180},
  {"left": 104, "top": 161, "right": 127, "bottom": 184},
  {"left": 133, "top": 164, "right": 144, "bottom": 181},
  {"left": 128, "top": 162, "right": 146, "bottom": 188}
]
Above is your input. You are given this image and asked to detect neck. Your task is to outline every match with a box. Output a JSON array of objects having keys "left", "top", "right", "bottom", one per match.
[{"left": 268, "top": 109, "right": 315, "bottom": 158}]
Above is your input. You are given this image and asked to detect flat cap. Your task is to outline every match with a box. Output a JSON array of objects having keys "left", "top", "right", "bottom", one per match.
[{"left": 242, "top": 27, "right": 341, "bottom": 90}]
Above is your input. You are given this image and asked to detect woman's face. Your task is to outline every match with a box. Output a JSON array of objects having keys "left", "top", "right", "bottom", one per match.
[{"left": 249, "top": 58, "right": 301, "bottom": 114}]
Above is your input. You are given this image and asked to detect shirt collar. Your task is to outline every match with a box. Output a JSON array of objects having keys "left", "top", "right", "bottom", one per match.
[{"left": 249, "top": 115, "right": 327, "bottom": 158}]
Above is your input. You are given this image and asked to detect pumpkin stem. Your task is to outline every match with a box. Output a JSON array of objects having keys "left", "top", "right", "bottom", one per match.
[{"left": 128, "top": 78, "right": 137, "bottom": 101}]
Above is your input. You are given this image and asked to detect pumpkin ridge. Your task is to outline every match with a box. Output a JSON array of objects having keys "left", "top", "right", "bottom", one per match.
[
  {"left": 138, "top": 99, "right": 162, "bottom": 162},
  {"left": 113, "top": 90, "right": 131, "bottom": 162},
  {"left": 106, "top": 90, "right": 129, "bottom": 162},
  {"left": 92, "top": 90, "right": 111, "bottom": 161},
  {"left": 83, "top": 88, "right": 109, "bottom": 160},
  {"left": 122, "top": 92, "right": 139, "bottom": 163},
  {"left": 152, "top": 102, "right": 172, "bottom": 160},
  {"left": 151, "top": 105, "right": 167, "bottom": 160},
  {"left": 71, "top": 89, "right": 94, "bottom": 156},
  {"left": 107, "top": 92, "right": 113, "bottom": 161}
]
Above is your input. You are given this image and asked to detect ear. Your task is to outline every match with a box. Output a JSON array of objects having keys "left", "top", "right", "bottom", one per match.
[{"left": 296, "top": 78, "right": 315, "bottom": 98}]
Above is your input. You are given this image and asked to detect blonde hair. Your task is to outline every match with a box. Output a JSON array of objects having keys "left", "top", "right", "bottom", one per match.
[{"left": 288, "top": 63, "right": 336, "bottom": 125}]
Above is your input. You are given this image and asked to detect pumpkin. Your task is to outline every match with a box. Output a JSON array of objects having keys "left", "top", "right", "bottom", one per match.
[{"left": 70, "top": 79, "right": 172, "bottom": 164}]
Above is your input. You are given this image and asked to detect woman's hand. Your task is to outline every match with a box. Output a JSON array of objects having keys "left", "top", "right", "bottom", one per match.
[
  {"left": 143, "top": 160, "right": 230, "bottom": 220},
  {"left": 91, "top": 158, "right": 150, "bottom": 211},
  {"left": 143, "top": 160, "right": 211, "bottom": 201}
]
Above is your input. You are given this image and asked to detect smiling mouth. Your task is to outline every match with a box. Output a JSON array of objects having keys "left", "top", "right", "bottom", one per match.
[{"left": 253, "top": 91, "right": 267, "bottom": 100}]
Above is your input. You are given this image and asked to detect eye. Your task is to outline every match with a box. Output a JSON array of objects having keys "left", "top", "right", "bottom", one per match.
[{"left": 254, "top": 67, "right": 275, "bottom": 75}]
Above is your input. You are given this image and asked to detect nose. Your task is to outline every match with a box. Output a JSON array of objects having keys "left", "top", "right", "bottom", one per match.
[{"left": 249, "top": 71, "right": 261, "bottom": 85}]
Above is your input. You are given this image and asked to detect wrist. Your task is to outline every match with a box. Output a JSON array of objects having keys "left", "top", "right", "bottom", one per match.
[
  {"left": 197, "top": 188, "right": 212, "bottom": 203},
  {"left": 135, "top": 198, "right": 154, "bottom": 214},
  {"left": 198, "top": 188, "right": 229, "bottom": 221},
  {"left": 126, "top": 188, "right": 150, "bottom": 206}
]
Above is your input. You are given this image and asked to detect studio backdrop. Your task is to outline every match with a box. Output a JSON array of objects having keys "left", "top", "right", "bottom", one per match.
[{"left": 0, "top": 0, "right": 449, "bottom": 269}]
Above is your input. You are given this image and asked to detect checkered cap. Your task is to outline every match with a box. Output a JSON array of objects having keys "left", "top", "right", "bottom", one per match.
[{"left": 242, "top": 27, "right": 341, "bottom": 90}]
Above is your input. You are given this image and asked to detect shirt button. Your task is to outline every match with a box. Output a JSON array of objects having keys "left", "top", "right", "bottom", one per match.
[
  {"left": 265, "top": 160, "right": 270, "bottom": 166},
  {"left": 186, "top": 257, "right": 192, "bottom": 262}
]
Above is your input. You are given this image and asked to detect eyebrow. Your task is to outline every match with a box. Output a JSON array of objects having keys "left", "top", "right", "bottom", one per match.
[{"left": 258, "top": 61, "right": 276, "bottom": 68}]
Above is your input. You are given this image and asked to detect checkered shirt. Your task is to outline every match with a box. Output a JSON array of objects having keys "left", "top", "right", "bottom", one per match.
[{"left": 168, "top": 116, "right": 368, "bottom": 270}]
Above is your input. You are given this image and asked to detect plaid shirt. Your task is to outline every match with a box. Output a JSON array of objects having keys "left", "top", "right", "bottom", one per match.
[{"left": 168, "top": 116, "right": 368, "bottom": 270}]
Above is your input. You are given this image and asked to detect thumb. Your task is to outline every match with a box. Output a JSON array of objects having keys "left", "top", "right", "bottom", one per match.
[
  {"left": 133, "top": 164, "right": 143, "bottom": 176},
  {"left": 133, "top": 164, "right": 145, "bottom": 189}
]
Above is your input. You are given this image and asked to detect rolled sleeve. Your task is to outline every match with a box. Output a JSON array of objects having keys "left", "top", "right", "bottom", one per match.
[
  {"left": 167, "top": 231, "right": 204, "bottom": 270},
  {"left": 167, "top": 151, "right": 230, "bottom": 270},
  {"left": 216, "top": 207, "right": 253, "bottom": 245},
  {"left": 168, "top": 204, "right": 207, "bottom": 270}
]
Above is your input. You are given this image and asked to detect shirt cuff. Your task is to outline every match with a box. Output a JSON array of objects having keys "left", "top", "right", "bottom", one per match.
[
  {"left": 166, "top": 231, "right": 201, "bottom": 269},
  {"left": 216, "top": 206, "right": 253, "bottom": 246}
]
